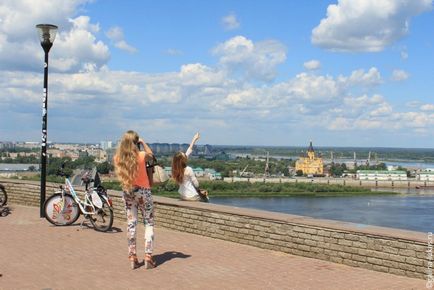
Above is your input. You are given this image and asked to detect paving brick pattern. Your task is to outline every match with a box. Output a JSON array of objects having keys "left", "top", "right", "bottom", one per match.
[
  {"left": 1, "top": 179, "right": 428, "bottom": 280},
  {"left": 0, "top": 205, "right": 425, "bottom": 290}
]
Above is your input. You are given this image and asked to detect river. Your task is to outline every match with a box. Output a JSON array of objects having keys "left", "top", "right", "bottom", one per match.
[{"left": 211, "top": 188, "right": 434, "bottom": 233}]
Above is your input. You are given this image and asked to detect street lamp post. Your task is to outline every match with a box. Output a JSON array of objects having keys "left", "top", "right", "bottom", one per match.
[{"left": 36, "top": 24, "right": 58, "bottom": 218}]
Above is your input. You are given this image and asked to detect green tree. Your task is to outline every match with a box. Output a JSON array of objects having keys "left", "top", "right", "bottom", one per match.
[
  {"left": 96, "top": 161, "right": 113, "bottom": 174},
  {"left": 329, "top": 163, "right": 347, "bottom": 177}
]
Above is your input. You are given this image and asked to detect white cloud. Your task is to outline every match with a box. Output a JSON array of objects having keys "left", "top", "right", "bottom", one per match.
[
  {"left": 370, "top": 103, "right": 393, "bottom": 116},
  {"left": 213, "top": 36, "right": 287, "bottom": 81},
  {"left": 221, "top": 12, "right": 240, "bottom": 30},
  {"left": 303, "top": 60, "right": 321, "bottom": 70},
  {"left": 0, "top": 1, "right": 110, "bottom": 73},
  {"left": 106, "top": 26, "right": 137, "bottom": 53},
  {"left": 312, "top": 0, "right": 432, "bottom": 52},
  {"left": 179, "top": 63, "right": 226, "bottom": 86},
  {"left": 391, "top": 69, "right": 409, "bottom": 81},
  {"left": 51, "top": 16, "right": 110, "bottom": 72},
  {"left": 328, "top": 117, "right": 352, "bottom": 130},
  {"left": 1, "top": 56, "right": 433, "bottom": 143},
  {"left": 420, "top": 104, "right": 434, "bottom": 111},
  {"left": 339, "top": 67, "right": 382, "bottom": 87}
]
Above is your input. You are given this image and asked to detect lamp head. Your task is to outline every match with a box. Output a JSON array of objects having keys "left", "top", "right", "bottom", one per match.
[{"left": 36, "top": 24, "right": 58, "bottom": 53}]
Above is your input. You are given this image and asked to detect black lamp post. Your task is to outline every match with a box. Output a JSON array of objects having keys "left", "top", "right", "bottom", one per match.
[{"left": 36, "top": 24, "right": 58, "bottom": 218}]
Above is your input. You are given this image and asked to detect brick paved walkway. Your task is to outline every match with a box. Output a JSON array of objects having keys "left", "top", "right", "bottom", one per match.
[{"left": 0, "top": 205, "right": 425, "bottom": 290}]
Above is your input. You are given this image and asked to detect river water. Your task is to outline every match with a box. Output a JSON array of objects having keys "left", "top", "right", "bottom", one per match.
[{"left": 211, "top": 188, "right": 434, "bottom": 233}]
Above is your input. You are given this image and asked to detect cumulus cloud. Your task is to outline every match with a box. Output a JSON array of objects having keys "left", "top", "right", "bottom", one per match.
[
  {"left": 420, "top": 104, "right": 434, "bottom": 111},
  {"left": 0, "top": 0, "right": 110, "bottom": 73},
  {"left": 0, "top": 0, "right": 432, "bottom": 144},
  {"left": 213, "top": 35, "right": 287, "bottom": 81},
  {"left": 51, "top": 16, "right": 110, "bottom": 72},
  {"left": 391, "top": 69, "right": 409, "bottom": 81},
  {"left": 303, "top": 60, "right": 321, "bottom": 70},
  {"left": 221, "top": 12, "right": 240, "bottom": 30},
  {"left": 312, "top": 0, "right": 432, "bottom": 52},
  {"left": 339, "top": 67, "right": 382, "bottom": 87},
  {"left": 106, "top": 26, "right": 137, "bottom": 53}
]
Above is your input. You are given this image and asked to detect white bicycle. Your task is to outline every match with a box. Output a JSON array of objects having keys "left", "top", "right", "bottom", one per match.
[{"left": 44, "top": 171, "right": 114, "bottom": 232}]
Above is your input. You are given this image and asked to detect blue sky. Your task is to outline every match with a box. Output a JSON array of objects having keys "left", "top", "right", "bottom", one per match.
[{"left": 0, "top": 0, "right": 433, "bottom": 148}]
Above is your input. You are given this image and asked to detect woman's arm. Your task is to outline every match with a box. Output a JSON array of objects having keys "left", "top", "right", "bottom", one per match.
[
  {"left": 186, "top": 132, "right": 200, "bottom": 157},
  {"left": 186, "top": 167, "right": 199, "bottom": 188},
  {"left": 138, "top": 138, "right": 153, "bottom": 160}
]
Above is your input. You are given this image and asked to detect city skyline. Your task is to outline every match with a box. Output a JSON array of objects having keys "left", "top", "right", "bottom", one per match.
[{"left": 0, "top": 0, "right": 433, "bottom": 148}]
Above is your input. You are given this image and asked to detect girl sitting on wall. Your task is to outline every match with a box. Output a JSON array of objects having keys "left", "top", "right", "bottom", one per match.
[{"left": 172, "top": 132, "right": 209, "bottom": 202}]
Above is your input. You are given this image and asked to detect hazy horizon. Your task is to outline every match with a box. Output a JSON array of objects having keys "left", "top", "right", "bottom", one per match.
[{"left": 2, "top": 139, "right": 434, "bottom": 151}]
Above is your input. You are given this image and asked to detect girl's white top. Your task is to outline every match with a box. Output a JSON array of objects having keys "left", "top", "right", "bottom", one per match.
[
  {"left": 178, "top": 166, "right": 199, "bottom": 199},
  {"left": 178, "top": 147, "right": 199, "bottom": 199}
]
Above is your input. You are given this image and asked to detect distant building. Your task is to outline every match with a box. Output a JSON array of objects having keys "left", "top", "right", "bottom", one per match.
[
  {"left": 295, "top": 141, "right": 324, "bottom": 176},
  {"left": 0, "top": 163, "right": 39, "bottom": 172},
  {"left": 417, "top": 171, "right": 434, "bottom": 181},
  {"left": 356, "top": 170, "right": 407, "bottom": 181},
  {"left": 100, "top": 141, "right": 113, "bottom": 150},
  {"left": 0, "top": 142, "right": 15, "bottom": 149},
  {"left": 149, "top": 143, "right": 190, "bottom": 155},
  {"left": 7, "top": 152, "right": 38, "bottom": 158},
  {"left": 204, "top": 168, "right": 222, "bottom": 180},
  {"left": 87, "top": 148, "right": 108, "bottom": 163},
  {"left": 193, "top": 167, "right": 205, "bottom": 177},
  {"left": 15, "top": 141, "right": 39, "bottom": 149},
  {"left": 164, "top": 166, "right": 172, "bottom": 177}
]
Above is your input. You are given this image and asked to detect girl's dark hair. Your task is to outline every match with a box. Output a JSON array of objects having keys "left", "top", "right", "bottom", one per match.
[{"left": 172, "top": 152, "right": 188, "bottom": 184}]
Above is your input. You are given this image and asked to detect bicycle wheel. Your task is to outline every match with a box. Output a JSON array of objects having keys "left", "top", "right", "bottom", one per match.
[
  {"left": 89, "top": 199, "right": 113, "bottom": 232},
  {"left": 0, "top": 185, "right": 7, "bottom": 207},
  {"left": 44, "top": 193, "right": 80, "bottom": 226}
]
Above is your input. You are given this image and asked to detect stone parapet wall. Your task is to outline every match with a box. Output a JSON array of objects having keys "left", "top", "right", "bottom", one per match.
[{"left": 0, "top": 178, "right": 428, "bottom": 280}]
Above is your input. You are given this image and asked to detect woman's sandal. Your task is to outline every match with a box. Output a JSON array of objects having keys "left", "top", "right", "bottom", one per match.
[
  {"left": 144, "top": 254, "right": 156, "bottom": 269},
  {"left": 129, "top": 255, "right": 139, "bottom": 270}
]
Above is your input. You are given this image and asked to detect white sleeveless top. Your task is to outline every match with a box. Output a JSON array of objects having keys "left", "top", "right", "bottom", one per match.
[{"left": 178, "top": 166, "right": 199, "bottom": 199}]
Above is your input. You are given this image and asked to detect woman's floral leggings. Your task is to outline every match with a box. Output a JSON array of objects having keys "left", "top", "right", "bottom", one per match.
[{"left": 122, "top": 187, "right": 155, "bottom": 259}]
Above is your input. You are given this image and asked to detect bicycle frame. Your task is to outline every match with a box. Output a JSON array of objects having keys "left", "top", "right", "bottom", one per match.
[{"left": 60, "top": 178, "right": 103, "bottom": 215}]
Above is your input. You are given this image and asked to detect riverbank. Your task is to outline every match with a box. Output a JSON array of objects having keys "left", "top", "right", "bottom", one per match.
[
  {"left": 102, "top": 180, "right": 397, "bottom": 198},
  {"left": 225, "top": 176, "right": 434, "bottom": 189}
]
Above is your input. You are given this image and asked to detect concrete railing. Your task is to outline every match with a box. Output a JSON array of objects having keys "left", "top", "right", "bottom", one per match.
[{"left": 0, "top": 178, "right": 428, "bottom": 280}]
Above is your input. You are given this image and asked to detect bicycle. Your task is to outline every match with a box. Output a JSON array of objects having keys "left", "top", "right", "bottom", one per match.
[
  {"left": 0, "top": 184, "right": 9, "bottom": 217},
  {"left": 0, "top": 184, "right": 7, "bottom": 208},
  {"left": 44, "top": 170, "right": 114, "bottom": 232}
]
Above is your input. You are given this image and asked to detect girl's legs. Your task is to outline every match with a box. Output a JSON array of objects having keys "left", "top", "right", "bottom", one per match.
[
  {"left": 137, "top": 188, "right": 155, "bottom": 268},
  {"left": 137, "top": 188, "right": 155, "bottom": 253},
  {"left": 123, "top": 192, "right": 139, "bottom": 260}
]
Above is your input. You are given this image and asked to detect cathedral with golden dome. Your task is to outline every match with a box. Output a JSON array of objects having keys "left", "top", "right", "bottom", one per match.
[{"left": 295, "top": 141, "right": 324, "bottom": 176}]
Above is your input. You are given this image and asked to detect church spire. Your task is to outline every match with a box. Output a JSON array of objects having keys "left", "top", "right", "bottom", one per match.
[{"left": 308, "top": 140, "right": 314, "bottom": 152}]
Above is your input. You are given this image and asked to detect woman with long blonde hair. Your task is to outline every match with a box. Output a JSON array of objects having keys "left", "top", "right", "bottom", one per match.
[
  {"left": 114, "top": 130, "right": 156, "bottom": 270},
  {"left": 172, "top": 132, "right": 208, "bottom": 202}
]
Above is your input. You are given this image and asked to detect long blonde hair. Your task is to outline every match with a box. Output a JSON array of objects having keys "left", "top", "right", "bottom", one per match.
[
  {"left": 172, "top": 152, "right": 188, "bottom": 184},
  {"left": 114, "top": 130, "right": 140, "bottom": 191}
]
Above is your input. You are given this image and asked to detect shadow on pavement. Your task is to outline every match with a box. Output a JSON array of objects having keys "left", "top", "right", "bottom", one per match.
[
  {"left": 77, "top": 224, "right": 123, "bottom": 233},
  {"left": 106, "top": 226, "right": 123, "bottom": 233},
  {"left": 154, "top": 251, "right": 191, "bottom": 266}
]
